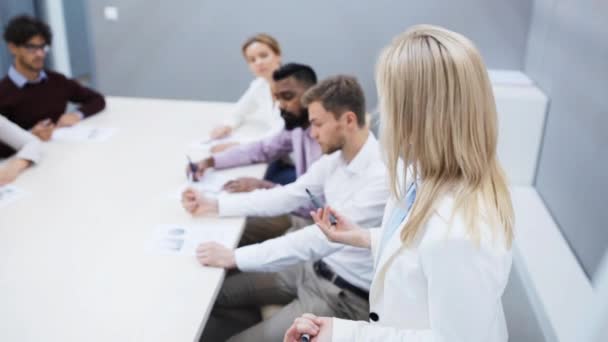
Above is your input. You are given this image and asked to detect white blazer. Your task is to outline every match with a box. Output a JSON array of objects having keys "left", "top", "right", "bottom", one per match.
[{"left": 332, "top": 190, "right": 512, "bottom": 342}]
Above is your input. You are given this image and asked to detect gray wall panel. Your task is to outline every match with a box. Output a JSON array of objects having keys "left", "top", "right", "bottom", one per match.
[
  {"left": 0, "top": 0, "right": 37, "bottom": 73},
  {"left": 527, "top": 0, "right": 608, "bottom": 279},
  {"left": 84, "top": 0, "right": 532, "bottom": 108}
]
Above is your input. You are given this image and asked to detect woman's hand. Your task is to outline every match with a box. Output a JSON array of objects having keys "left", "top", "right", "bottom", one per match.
[{"left": 210, "top": 125, "right": 233, "bottom": 139}]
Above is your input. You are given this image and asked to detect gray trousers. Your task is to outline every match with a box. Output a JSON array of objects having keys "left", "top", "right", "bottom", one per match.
[
  {"left": 200, "top": 263, "right": 369, "bottom": 342},
  {"left": 238, "top": 215, "right": 313, "bottom": 247}
]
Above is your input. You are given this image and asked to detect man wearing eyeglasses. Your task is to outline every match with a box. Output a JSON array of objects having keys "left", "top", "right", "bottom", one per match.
[{"left": 0, "top": 15, "right": 105, "bottom": 158}]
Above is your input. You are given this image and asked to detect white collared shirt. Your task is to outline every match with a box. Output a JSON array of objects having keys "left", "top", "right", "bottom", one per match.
[{"left": 222, "top": 133, "right": 389, "bottom": 290}]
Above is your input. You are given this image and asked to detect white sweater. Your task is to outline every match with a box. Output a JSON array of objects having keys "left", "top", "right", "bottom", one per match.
[{"left": 223, "top": 77, "right": 283, "bottom": 134}]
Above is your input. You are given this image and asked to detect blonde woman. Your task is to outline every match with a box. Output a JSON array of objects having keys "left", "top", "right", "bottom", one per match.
[
  {"left": 210, "top": 33, "right": 283, "bottom": 141},
  {"left": 285, "top": 25, "right": 514, "bottom": 342},
  {"left": 0, "top": 115, "right": 42, "bottom": 185}
]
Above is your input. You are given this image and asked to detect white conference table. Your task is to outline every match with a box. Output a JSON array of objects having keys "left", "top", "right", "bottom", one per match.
[{"left": 0, "top": 96, "right": 267, "bottom": 342}]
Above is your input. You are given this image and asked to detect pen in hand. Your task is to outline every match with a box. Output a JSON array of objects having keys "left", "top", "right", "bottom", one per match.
[
  {"left": 300, "top": 333, "right": 310, "bottom": 342},
  {"left": 187, "top": 155, "right": 198, "bottom": 182},
  {"left": 305, "top": 188, "right": 337, "bottom": 225}
]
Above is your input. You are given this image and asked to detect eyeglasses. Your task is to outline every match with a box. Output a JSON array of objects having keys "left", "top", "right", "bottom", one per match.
[{"left": 22, "top": 43, "right": 50, "bottom": 54}]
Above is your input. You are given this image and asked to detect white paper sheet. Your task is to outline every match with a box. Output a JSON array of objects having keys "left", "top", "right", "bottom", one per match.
[
  {"left": 0, "top": 185, "right": 26, "bottom": 208},
  {"left": 52, "top": 126, "right": 117, "bottom": 142},
  {"left": 170, "top": 170, "right": 230, "bottom": 200},
  {"left": 147, "top": 223, "right": 240, "bottom": 255}
]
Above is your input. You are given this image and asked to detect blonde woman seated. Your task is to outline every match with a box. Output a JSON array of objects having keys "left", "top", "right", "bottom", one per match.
[
  {"left": 0, "top": 115, "right": 42, "bottom": 185},
  {"left": 210, "top": 33, "right": 283, "bottom": 147},
  {"left": 285, "top": 25, "right": 514, "bottom": 342}
]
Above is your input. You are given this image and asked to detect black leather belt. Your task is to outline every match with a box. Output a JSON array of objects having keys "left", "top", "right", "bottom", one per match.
[{"left": 313, "top": 260, "right": 369, "bottom": 300}]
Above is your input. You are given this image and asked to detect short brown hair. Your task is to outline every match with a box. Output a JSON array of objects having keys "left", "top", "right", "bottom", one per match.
[
  {"left": 301, "top": 75, "right": 366, "bottom": 127},
  {"left": 241, "top": 33, "right": 281, "bottom": 56}
]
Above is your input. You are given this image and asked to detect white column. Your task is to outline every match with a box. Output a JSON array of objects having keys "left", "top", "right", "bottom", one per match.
[{"left": 42, "top": 0, "right": 72, "bottom": 77}]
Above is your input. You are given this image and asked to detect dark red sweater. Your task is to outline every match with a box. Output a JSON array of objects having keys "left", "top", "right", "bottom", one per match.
[{"left": 0, "top": 69, "right": 105, "bottom": 158}]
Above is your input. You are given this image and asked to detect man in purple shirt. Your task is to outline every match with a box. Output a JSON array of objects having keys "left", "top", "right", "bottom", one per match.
[{"left": 187, "top": 63, "right": 322, "bottom": 245}]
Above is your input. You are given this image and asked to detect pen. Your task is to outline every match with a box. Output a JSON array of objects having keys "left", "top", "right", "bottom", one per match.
[
  {"left": 186, "top": 155, "right": 198, "bottom": 181},
  {"left": 300, "top": 334, "right": 310, "bottom": 342},
  {"left": 305, "top": 188, "right": 337, "bottom": 225}
]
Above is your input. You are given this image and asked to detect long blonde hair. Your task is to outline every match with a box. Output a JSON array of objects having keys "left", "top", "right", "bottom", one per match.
[{"left": 376, "top": 25, "right": 514, "bottom": 247}]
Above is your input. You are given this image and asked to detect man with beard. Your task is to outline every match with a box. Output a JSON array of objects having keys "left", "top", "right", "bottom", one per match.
[
  {"left": 187, "top": 63, "right": 322, "bottom": 245},
  {"left": 183, "top": 75, "right": 388, "bottom": 341},
  {"left": 0, "top": 15, "right": 105, "bottom": 158}
]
